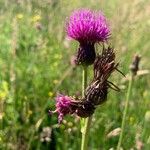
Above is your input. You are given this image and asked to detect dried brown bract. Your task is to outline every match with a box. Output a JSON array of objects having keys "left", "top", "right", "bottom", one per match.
[{"left": 85, "top": 46, "right": 120, "bottom": 106}]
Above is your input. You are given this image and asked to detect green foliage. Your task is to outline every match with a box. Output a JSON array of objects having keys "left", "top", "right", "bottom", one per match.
[{"left": 0, "top": 0, "right": 150, "bottom": 149}]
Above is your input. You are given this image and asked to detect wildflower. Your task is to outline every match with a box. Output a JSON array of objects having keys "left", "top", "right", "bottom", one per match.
[
  {"left": 53, "top": 62, "right": 58, "bottom": 67},
  {"left": 145, "top": 111, "right": 150, "bottom": 123},
  {"left": 50, "top": 95, "right": 77, "bottom": 123},
  {"left": 48, "top": 91, "right": 54, "bottom": 97},
  {"left": 32, "top": 15, "right": 41, "bottom": 23},
  {"left": 129, "top": 116, "right": 135, "bottom": 125},
  {"left": 40, "top": 127, "right": 52, "bottom": 143},
  {"left": 53, "top": 80, "right": 59, "bottom": 84},
  {"left": 16, "top": 13, "right": 23, "bottom": 19},
  {"left": 66, "top": 9, "right": 110, "bottom": 65},
  {"left": 50, "top": 95, "right": 95, "bottom": 123},
  {"left": 28, "top": 110, "right": 33, "bottom": 116},
  {"left": 0, "top": 112, "right": 4, "bottom": 120},
  {"left": 67, "top": 9, "right": 110, "bottom": 43},
  {"left": 0, "top": 81, "right": 9, "bottom": 100},
  {"left": 54, "top": 54, "right": 62, "bottom": 59},
  {"left": 27, "top": 110, "right": 32, "bottom": 118}
]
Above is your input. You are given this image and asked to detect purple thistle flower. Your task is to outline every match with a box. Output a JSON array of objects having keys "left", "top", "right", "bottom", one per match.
[
  {"left": 50, "top": 95, "right": 76, "bottom": 123},
  {"left": 66, "top": 9, "right": 110, "bottom": 43},
  {"left": 66, "top": 9, "right": 110, "bottom": 66},
  {"left": 50, "top": 94, "right": 96, "bottom": 123}
]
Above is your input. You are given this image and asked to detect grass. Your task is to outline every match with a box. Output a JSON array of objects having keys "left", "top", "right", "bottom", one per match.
[{"left": 0, "top": 0, "right": 150, "bottom": 149}]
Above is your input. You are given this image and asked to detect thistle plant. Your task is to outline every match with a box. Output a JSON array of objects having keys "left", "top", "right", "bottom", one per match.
[{"left": 50, "top": 9, "right": 121, "bottom": 150}]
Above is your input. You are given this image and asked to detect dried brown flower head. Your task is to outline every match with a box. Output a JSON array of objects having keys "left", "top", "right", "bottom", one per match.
[
  {"left": 85, "top": 46, "right": 120, "bottom": 105},
  {"left": 130, "top": 54, "right": 141, "bottom": 76}
]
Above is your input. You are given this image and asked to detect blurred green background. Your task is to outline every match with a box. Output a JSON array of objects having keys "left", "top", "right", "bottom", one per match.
[{"left": 0, "top": 0, "right": 150, "bottom": 149}]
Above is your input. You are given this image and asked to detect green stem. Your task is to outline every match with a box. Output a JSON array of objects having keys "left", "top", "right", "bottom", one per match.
[
  {"left": 117, "top": 75, "right": 133, "bottom": 150},
  {"left": 81, "top": 116, "right": 92, "bottom": 150},
  {"left": 81, "top": 66, "right": 92, "bottom": 150},
  {"left": 82, "top": 66, "right": 87, "bottom": 97}
]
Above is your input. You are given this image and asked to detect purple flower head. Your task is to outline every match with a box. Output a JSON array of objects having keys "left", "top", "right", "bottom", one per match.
[
  {"left": 50, "top": 94, "right": 96, "bottom": 123},
  {"left": 66, "top": 9, "right": 110, "bottom": 43},
  {"left": 66, "top": 9, "right": 110, "bottom": 66},
  {"left": 50, "top": 95, "right": 78, "bottom": 123}
]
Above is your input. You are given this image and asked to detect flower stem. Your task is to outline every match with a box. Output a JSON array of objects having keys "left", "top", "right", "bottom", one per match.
[
  {"left": 82, "top": 66, "right": 87, "bottom": 96},
  {"left": 81, "top": 66, "right": 92, "bottom": 150},
  {"left": 81, "top": 116, "right": 92, "bottom": 150},
  {"left": 117, "top": 74, "right": 133, "bottom": 150}
]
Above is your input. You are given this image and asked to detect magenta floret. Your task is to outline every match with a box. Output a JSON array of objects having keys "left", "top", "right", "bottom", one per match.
[
  {"left": 66, "top": 9, "right": 110, "bottom": 43},
  {"left": 50, "top": 95, "right": 76, "bottom": 123}
]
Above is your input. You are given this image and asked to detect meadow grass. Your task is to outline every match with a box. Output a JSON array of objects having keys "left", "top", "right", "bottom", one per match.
[{"left": 0, "top": 0, "right": 150, "bottom": 149}]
